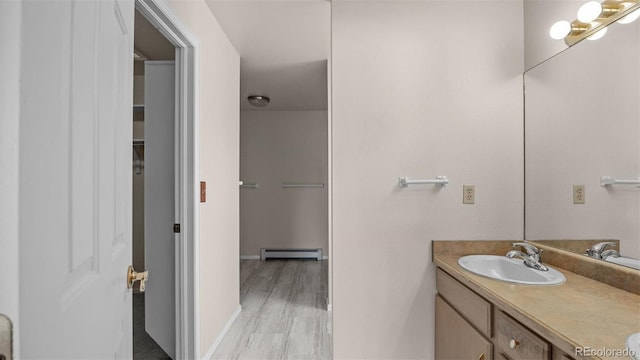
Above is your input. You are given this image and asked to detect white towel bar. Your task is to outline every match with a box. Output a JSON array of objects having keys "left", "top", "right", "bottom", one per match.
[
  {"left": 399, "top": 176, "right": 448, "bottom": 187},
  {"left": 601, "top": 176, "right": 640, "bottom": 187}
]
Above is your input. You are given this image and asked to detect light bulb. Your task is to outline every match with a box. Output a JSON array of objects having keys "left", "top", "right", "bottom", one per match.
[
  {"left": 618, "top": 8, "right": 640, "bottom": 24},
  {"left": 549, "top": 20, "right": 572, "bottom": 40},
  {"left": 587, "top": 27, "right": 607, "bottom": 40},
  {"left": 577, "top": 1, "right": 603, "bottom": 23}
]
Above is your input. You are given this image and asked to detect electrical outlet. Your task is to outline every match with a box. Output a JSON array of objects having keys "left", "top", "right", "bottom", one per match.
[
  {"left": 573, "top": 185, "right": 585, "bottom": 204},
  {"left": 463, "top": 185, "right": 475, "bottom": 204}
]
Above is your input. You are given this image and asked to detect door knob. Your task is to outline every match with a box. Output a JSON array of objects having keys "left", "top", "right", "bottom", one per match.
[
  {"left": 0, "top": 314, "right": 12, "bottom": 360},
  {"left": 127, "top": 265, "right": 149, "bottom": 291}
]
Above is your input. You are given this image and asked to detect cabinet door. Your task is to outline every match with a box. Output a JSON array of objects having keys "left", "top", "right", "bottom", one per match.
[
  {"left": 552, "top": 346, "right": 575, "bottom": 360},
  {"left": 436, "top": 295, "right": 492, "bottom": 360}
]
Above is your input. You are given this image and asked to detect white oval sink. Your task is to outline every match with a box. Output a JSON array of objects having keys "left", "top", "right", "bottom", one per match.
[
  {"left": 626, "top": 332, "right": 640, "bottom": 360},
  {"left": 605, "top": 256, "right": 640, "bottom": 271},
  {"left": 458, "top": 255, "right": 565, "bottom": 285}
]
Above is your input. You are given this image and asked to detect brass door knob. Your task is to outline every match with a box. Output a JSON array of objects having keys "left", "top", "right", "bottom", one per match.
[{"left": 127, "top": 265, "right": 149, "bottom": 291}]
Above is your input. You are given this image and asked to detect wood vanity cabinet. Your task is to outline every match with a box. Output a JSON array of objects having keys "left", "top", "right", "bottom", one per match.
[
  {"left": 494, "top": 310, "right": 549, "bottom": 360},
  {"left": 436, "top": 268, "right": 493, "bottom": 360},
  {"left": 436, "top": 295, "right": 492, "bottom": 360},
  {"left": 435, "top": 268, "right": 575, "bottom": 360}
]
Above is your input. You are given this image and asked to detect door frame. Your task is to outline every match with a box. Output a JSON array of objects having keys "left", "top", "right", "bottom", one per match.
[
  {"left": 0, "top": 1, "right": 22, "bottom": 358},
  {"left": 135, "top": 1, "right": 200, "bottom": 358}
]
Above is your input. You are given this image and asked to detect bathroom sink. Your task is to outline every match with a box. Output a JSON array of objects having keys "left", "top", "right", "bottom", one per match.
[
  {"left": 458, "top": 255, "right": 565, "bottom": 285},
  {"left": 605, "top": 256, "right": 640, "bottom": 271},
  {"left": 627, "top": 333, "right": 640, "bottom": 360}
]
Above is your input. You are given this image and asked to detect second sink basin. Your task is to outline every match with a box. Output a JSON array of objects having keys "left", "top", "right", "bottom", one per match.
[
  {"left": 458, "top": 255, "right": 565, "bottom": 285},
  {"left": 626, "top": 332, "right": 640, "bottom": 360},
  {"left": 605, "top": 256, "right": 640, "bottom": 271}
]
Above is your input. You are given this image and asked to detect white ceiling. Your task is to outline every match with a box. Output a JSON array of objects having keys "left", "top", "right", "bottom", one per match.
[{"left": 205, "top": 0, "right": 330, "bottom": 111}]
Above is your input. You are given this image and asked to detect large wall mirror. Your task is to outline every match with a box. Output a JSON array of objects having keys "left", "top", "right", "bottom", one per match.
[
  {"left": 524, "top": 3, "right": 640, "bottom": 270},
  {"left": 525, "top": 0, "right": 578, "bottom": 69}
]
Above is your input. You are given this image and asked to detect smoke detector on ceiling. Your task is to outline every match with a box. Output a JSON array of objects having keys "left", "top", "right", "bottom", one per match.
[{"left": 247, "top": 95, "right": 270, "bottom": 108}]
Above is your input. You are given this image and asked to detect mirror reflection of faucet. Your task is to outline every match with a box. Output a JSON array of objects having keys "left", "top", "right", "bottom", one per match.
[
  {"left": 600, "top": 249, "right": 621, "bottom": 260},
  {"left": 585, "top": 242, "right": 640, "bottom": 270},
  {"left": 586, "top": 241, "right": 620, "bottom": 260}
]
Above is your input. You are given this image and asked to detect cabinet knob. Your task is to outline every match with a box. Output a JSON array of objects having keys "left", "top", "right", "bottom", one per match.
[
  {"left": 509, "top": 339, "right": 520, "bottom": 349},
  {"left": 477, "top": 354, "right": 485, "bottom": 360}
]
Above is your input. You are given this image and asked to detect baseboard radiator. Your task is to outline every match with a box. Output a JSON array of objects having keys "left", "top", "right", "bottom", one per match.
[{"left": 260, "top": 248, "right": 323, "bottom": 261}]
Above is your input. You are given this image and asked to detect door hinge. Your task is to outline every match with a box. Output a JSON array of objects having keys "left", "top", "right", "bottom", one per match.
[{"left": 173, "top": 223, "right": 181, "bottom": 233}]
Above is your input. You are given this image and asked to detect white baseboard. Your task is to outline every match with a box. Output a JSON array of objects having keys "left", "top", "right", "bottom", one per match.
[
  {"left": 241, "top": 255, "right": 329, "bottom": 260},
  {"left": 203, "top": 305, "right": 242, "bottom": 360}
]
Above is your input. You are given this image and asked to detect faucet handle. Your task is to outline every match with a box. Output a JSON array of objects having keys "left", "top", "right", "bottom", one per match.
[{"left": 512, "top": 242, "right": 540, "bottom": 256}]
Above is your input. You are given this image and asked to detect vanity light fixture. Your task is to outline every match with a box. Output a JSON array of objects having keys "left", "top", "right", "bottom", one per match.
[
  {"left": 549, "top": 0, "right": 640, "bottom": 46},
  {"left": 577, "top": 1, "right": 604, "bottom": 23},
  {"left": 549, "top": 20, "right": 590, "bottom": 40},
  {"left": 549, "top": 20, "right": 572, "bottom": 39},
  {"left": 618, "top": 7, "right": 640, "bottom": 23},
  {"left": 587, "top": 27, "right": 608, "bottom": 40}
]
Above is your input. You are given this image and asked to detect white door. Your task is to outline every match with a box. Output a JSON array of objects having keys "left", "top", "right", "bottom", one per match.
[
  {"left": 144, "top": 61, "right": 177, "bottom": 359},
  {"left": 16, "top": 0, "right": 135, "bottom": 358}
]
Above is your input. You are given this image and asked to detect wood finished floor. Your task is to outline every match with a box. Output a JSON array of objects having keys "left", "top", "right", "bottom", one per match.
[{"left": 211, "top": 260, "right": 332, "bottom": 360}]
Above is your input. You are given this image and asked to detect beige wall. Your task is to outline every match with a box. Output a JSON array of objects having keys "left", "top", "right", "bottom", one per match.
[
  {"left": 240, "top": 110, "right": 328, "bottom": 257},
  {"left": 165, "top": 0, "right": 240, "bottom": 356},
  {"left": 525, "top": 21, "right": 640, "bottom": 259},
  {"left": 524, "top": 0, "right": 580, "bottom": 69},
  {"left": 331, "top": 2, "right": 524, "bottom": 358}
]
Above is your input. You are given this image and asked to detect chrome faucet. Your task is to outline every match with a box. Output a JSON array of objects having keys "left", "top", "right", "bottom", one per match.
[
  {"left": 586, "top": 241, "right": 618, "bottom": 260},
  {"left": 506, "top": 242, "right": 549, "bottom": 271},
  {"left": 600, "top": 249, "right": 621, "bottom": 260}
]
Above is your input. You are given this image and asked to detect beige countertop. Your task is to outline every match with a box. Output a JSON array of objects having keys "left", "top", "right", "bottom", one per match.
[{"left": 434, "top": 253, "right": 640, "bottom": 360}]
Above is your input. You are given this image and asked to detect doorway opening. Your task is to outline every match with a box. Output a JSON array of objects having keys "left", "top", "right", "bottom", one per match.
[
  {"left": 132, "top": 0, "right": 199, "bottom": 358},
  {"left": 132, "top": 8, "right": 176, "bottom": 359},
  {"left": 204, "top": 2, "right": 333, "bottom": 358},
  {"left": 233, "top": 85, "right": 331, "bottom": 357}
]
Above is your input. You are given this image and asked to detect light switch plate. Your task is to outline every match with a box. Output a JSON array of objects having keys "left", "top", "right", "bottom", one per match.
[
  {"left": 573, "top": 185, "right": 585, "bottom": 204},
  {"left": 200, "top": 181, "right": 206, "bottom": 203},
  {"left": 463, "top": 185, "right": 475, "bottom": 204}
]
